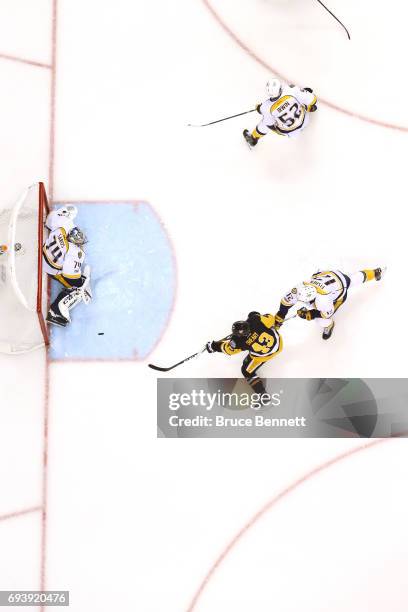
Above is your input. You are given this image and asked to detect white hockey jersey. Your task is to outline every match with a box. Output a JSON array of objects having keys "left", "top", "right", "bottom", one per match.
[
  {"left": 280, "top": 270, "right": 349, "bottom": 319},
  {"left": 43, "top": 210, "right": 85, "bottom": 286},
  {"left": 258, "top": 85, "right": 317, "bottom": 135},
  {"left": 45, "top": 206, "right": 77, "bottom": 233}
]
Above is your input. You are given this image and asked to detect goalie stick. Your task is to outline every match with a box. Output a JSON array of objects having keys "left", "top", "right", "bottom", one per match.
[{"left": 148, "top": 314, "right": 299, "bottom": 373}]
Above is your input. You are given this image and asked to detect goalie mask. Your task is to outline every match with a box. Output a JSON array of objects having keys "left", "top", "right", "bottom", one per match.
[
  {"left": 232, "top": 320, "right": 251, "bottom": 338},
  {"left": 296, "top": 283, "right": 317, "bottom": 303},
  {"left": 67, "top": 227, "right": 88, "bottom": 247}
]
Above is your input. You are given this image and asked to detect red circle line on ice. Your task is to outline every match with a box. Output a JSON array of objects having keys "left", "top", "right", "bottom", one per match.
[
  {"left": 185, "top": 437, "right": 403, "bottom": 611},
  {"left": 201, "top": 0, "right": 408, "bottom": 133}
]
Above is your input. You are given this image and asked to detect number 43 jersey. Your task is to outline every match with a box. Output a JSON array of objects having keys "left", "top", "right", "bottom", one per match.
[
  {"left": 258, "top": 84, "right": 317, "bottom": 135},
  {"left": 215, "top": 312, "right": 282, "bottom": 358},
  {"left": 43, "top": 227, "right": 85, "bottom": 284}
]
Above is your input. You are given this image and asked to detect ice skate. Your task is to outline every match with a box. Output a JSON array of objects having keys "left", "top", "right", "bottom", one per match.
[
  {"left": 322, "top": 321, "right": 335, "bottom": 340},
  {"left": 243, "top": 129, "right": 258, "bottom": 148},
  {"left": 374, "top": 266, "right": 386, "bottom": 281},
  {"left": 46, "top": 308, "right": 69, "bottom": 328}
]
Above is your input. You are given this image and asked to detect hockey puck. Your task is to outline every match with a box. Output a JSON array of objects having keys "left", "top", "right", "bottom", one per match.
[{"left": 98, "top": 332, "right": 104, "bottom": 336}]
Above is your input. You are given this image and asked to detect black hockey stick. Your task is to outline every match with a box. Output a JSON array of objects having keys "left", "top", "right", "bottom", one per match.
[
  {"left": 315, "top": 0, "right": 350, "bottom": 40},
  {"left": 148, "top": 313, "right": 302, "bottom": 373},
  {"left": 282, "top": 312, "right": 298, "bottom": 323},
  {"left": 149, "top": 314, "right": 298, "bottom": 373},
  {"left": 148, "top": 348, "right": 207, "bottom": 372},
  {"left": 148, "top": 333, "right": 235, "bottom": 372},
  {"left": 149, "top": 312, "right": 303, "bottom": 373},
  {"left": 188, "top": 109, "right": 256, "bottom": 128}
]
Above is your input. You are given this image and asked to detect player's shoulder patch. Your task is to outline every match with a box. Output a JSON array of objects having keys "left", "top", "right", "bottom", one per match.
[{"left": 281, "top": 289, "right": 297, "bottom": 306}]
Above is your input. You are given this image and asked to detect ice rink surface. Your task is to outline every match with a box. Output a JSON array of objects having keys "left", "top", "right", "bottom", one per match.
[
  {"left": 0, "top": 0, "right": 407, "bottom": 610},
  {"left": 49, "top": 201, "right": 175, "bottom": 360}
]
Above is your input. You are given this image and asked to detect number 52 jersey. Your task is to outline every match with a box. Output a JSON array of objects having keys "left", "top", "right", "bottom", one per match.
[{"left": 257, "top": 84, "right": 317, "bottom": 136}]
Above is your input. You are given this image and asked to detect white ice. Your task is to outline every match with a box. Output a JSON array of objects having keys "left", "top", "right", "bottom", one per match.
[{"left": 0, "top": 0, "right": 407, "bottom": 611}]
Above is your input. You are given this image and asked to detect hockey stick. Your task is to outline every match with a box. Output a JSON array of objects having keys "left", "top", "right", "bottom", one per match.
[
  {"left": 148, "top": 313, "right": 301, "bottom": 373},
  {"left": 282, "top": 312, "right": 298, "bottom": 323},
  {"left": 188, "top": 109, "right": 256, "bottom": 128},
  {"left": 149, "top": 312, "right": 302, "bottom": 373},
  {"left": 315, "top": 0, "right": 350, "bottom": 40},
  {"left": 148, "top": 314, "right": 298, "bottom": 373},
  {"left": 148, "top": 333, "right": 235, "bottom": 373},
  {"left": 148, "top": 348, "right": 207, "bottom": 372}
]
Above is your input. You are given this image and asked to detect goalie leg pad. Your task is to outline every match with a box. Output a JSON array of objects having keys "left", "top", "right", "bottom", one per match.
[
  {"left": 49, "top": 287, "right": 83, "bottom": 324},
  {"left": 80, "top": 264, "right": 93, "bottom": 305}
]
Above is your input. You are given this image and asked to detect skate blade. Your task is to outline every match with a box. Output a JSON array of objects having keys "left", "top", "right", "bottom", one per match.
[{"left": 46, "top": 317, "right": 68, "bottom": 328}]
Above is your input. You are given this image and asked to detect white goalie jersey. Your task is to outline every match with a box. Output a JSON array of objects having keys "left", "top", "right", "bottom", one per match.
[{"left": 42, "top": 207, "right": 85, "bottom": 287}]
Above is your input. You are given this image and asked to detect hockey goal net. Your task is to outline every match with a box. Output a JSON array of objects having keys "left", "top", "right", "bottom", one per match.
[{"left": 0, "top": 182, "right": 50, "bottom": 354}]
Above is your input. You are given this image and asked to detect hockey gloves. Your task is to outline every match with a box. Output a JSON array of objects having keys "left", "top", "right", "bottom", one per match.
[
  {"left": 297, "top": 308, "right": 315, "bottom": 321},
  {"left": 205, "top": 341, "right": 216, "bottom": 353},
  {"left": 274, "top": 314, "right": 285, "bottom": 329}
]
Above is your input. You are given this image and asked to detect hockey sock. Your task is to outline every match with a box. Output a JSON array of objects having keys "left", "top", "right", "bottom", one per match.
[
  {"left": 361, "top": 269, "right": 376, "bottom": 282},
  {"left": 251, "top": 128, "right": 263, "bottom": 141}
]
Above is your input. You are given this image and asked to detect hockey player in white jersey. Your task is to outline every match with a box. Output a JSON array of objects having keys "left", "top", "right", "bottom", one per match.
[
  {"left": 43, "top": 206, "right": 92, "bottom": 327},
  {"left": 243, "top": 78, "right": 317, "bottom": 147},
  {"left": 274, "top": 268, "right": 386, "bottom": 340}
]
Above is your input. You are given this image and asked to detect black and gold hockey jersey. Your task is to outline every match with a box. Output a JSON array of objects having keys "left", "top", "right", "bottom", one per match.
[{"left": 212, "top": 312, "right": 282, "bottom": 358}]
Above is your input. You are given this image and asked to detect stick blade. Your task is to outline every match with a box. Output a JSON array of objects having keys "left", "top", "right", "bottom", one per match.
[{"left": 148, "top": 363, "right": 172, "bottom": 372}]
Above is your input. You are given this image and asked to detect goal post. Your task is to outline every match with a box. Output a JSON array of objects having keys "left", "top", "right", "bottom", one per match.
[
  {"left": 0, "top": 182, "right": 50, "bottom": 354},
  {"left": 37, "top": 182, "right": 49, "bottom": 349}
]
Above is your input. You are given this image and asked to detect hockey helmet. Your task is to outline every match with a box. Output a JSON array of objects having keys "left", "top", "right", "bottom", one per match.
[
  {"left": 67, "top": 227, "right": 88, "bottom": 246},
  {"left": 232, "top": 320, "right": 251, "bottom": 338},
  {"left": 296, "top": 283, "right": 317, "bottom": 303},
  {"left": 266, "top": 78, "right": 283, "bottom": 100}
]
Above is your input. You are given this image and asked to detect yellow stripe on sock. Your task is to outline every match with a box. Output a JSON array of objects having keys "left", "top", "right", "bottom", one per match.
[{"left": 362, "top": 269, "right": 375, "bottom": 282}]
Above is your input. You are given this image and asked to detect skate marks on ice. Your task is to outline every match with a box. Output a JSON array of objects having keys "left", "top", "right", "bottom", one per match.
[{"left": 48, "top": 202, "right": 176, "bottom": 361}]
